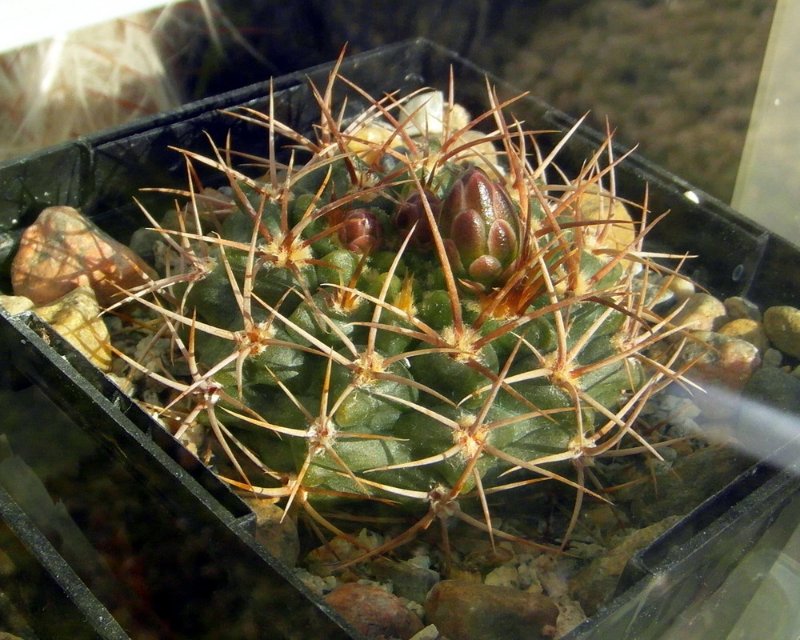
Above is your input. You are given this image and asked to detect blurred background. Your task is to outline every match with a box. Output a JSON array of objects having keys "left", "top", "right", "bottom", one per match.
[{"left": 1, "top": 0, "right": 795, "bottom": 238}]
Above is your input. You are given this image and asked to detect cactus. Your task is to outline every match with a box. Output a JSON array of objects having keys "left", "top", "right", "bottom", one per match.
[{"left": 116, "top": 63, "right": 690, "bottom": 560}]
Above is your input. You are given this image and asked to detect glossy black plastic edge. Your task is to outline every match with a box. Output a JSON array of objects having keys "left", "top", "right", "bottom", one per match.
[
  {"left": 561, "top": 440, "right": 800, "bottom": 639},
  {"left": 0, "top": 483, "right": 130, "bottom": 639},
  {"left": 17, "top": 311, "right": 257, "bottom": 529}
]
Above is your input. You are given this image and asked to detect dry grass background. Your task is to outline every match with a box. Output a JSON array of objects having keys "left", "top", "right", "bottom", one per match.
[
  {"left": 497, "top": 0, "right": 777, "bottom": 203},
  {"left": 299, "top": 0, "right": 776, "bottom": 203},
  {"left": 0, "top": 0, "right": 776, "bottom": 204}
]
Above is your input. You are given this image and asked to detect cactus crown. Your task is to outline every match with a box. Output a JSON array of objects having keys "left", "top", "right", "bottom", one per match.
[{"left": 116, "top": 59, "right": 690, "bottom": 562}]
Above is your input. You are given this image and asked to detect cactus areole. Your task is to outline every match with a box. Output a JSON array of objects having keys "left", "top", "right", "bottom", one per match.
[{"left": 115, "top": 63, "right": 689, "bottom": 559}]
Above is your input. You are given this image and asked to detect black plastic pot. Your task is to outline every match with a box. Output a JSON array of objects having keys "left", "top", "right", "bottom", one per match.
[
  {"left": 1, "top": 39, "right": 799, "bottom": 639},
  {"left": 0, "top": 313, "right": 357, "bottom": 639}
]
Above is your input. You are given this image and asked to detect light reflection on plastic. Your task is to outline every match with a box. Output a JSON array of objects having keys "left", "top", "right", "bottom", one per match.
[
  {"left": 684, "top": 190, "right": 701, "bottom": 204},
  {"left": 683, "top": 381, "right": 800, "bottom": 469}
]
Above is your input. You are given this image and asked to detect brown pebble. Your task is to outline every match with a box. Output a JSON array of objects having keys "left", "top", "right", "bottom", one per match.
[
  {"left": 718, "top": 318, "right": 769, "bottom": 352},
  {"left": 680, "top": 331, "right": 761, "bottom": 391},
  {"left": 325, "top": 583, "right": 423, "bottom": 640},
  {"left": 240, "top": 497, "right": 300, "bottom": 567},
  {"left": 425, "top": 580, "right": 558, "bottom": 640},
  {"left": 12, "top": 206, "right": 155, "bottom": 306},
  {"left": 671, "top": 293, "right": 727, "bottom": 332}
]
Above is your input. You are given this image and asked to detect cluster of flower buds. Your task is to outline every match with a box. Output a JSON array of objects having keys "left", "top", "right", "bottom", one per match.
[{"left": 389, "top": 167, "right": 520, "bottom": 287}]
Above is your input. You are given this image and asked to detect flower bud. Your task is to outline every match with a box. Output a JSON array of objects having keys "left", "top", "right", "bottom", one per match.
[
  {"left": 338, "top": 209, "right": 382, "bottom": 254},
  {"left": 393, "top": 189, "right": 441, "bottom": 249},
  {"left": 439, "top": 167, "right": 519, "bottom": 285}
]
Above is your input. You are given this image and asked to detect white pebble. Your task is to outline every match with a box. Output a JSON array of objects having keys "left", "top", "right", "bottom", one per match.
[
  {"left": 293, "top": 568, "right": 338, "bottom": 595},
  {"left": 407, "top": 555, "right": 432, "bottom": 570},
  {"left": 484, "top": 564, "right": 519, "bottom": 588},
  {"left": 667, "top": 276, "right": 696, "bottom": 301},
  {"left": 409, "top": 624, "right": 442, "bottom": 640}
]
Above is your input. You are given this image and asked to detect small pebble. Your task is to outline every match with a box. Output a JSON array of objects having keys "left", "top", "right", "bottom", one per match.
[
  {"left": 346, "top": 122, "right": 405, "bottom": 168},
  {"left": 0, "top": 294, "right": 34, "bottom": 315},
  {"left": 717, "top": 318, "right": 769, "bottom": 352},
  {"left": 742, "top": 366, "right": 800, "bottom": 418},
  {"left": 451, "top": 129, "right": 504, "bottom": 174},
  {"left": 516, "top": 555, "right": 543, "bottom": 593},
  {"left": 400, "top": 90, "right": 470, "bottom": 138},
  {"left": 642, "top": 280, "right": 675, "bottom": 310},
  {"left": 409, "top": 624, "right": 443, "bottom": 640},
  {"left": 667, "top": 275, "right": 696, "bottom": 302},
  {"left": 293, "top": 568, "right": 338, "bottom": 596},
  {"left": 581, "top": 503, "right": 626, "bottom": 535},
  {"left": 534, "top": 555, "right": 588, "bottom": 637},
  {"left": 406, "top": 555, "right": 432, "bottom": 570},
  {"left": 678, "top": 331, "right": 761, "bottom": 391},
  {"left": 670, "top": 292, "right": 727, "bottom": 332},
  {"left": 240, "top": 497, "right": 300, "bottom": 567},
  {"left": 32, "top": 286, "right": 112, "bottom": 371},
  {"left": 575, "top": 184, "right": 636, "bottom": 254},
  {"left": 724, "top": 296, "right": 761, "bottom": 322},
  {"left": 762, "top": 348, "right": 783, "bottom": 368},
  {"left": 305, "top": 531, "right": 382, "bottom": 578},
  {"left": 484, "top": 564, "right": 519, "bottom": 589},
  {"left": 325, "top": 582, "right": 424, "bottom": 640},
  {"left": 371, "top": 557, "right": 440, "bottom": 604},
  {"left": 11, "top": 205, "right": 155, "bottom": 306},
  {"left": 763, "top": 305, "right": 800, "bottom": 359},
  {"left": 425, "top": 580, "right": 558, "bottom": 640}
]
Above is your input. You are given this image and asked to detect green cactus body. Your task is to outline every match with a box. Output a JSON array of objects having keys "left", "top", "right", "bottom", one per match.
[{"left": 121, "top": 71, "right": 686, "bottom": 554}]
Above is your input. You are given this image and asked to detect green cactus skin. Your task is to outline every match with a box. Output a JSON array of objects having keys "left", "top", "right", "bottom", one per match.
[{"left": 118, "top": 70, "right": 687, "bottom": 558}]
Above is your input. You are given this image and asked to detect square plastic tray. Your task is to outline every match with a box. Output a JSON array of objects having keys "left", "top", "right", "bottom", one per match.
[{"left": 2, "top": 38, "right": 800, "bottom": 638}]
